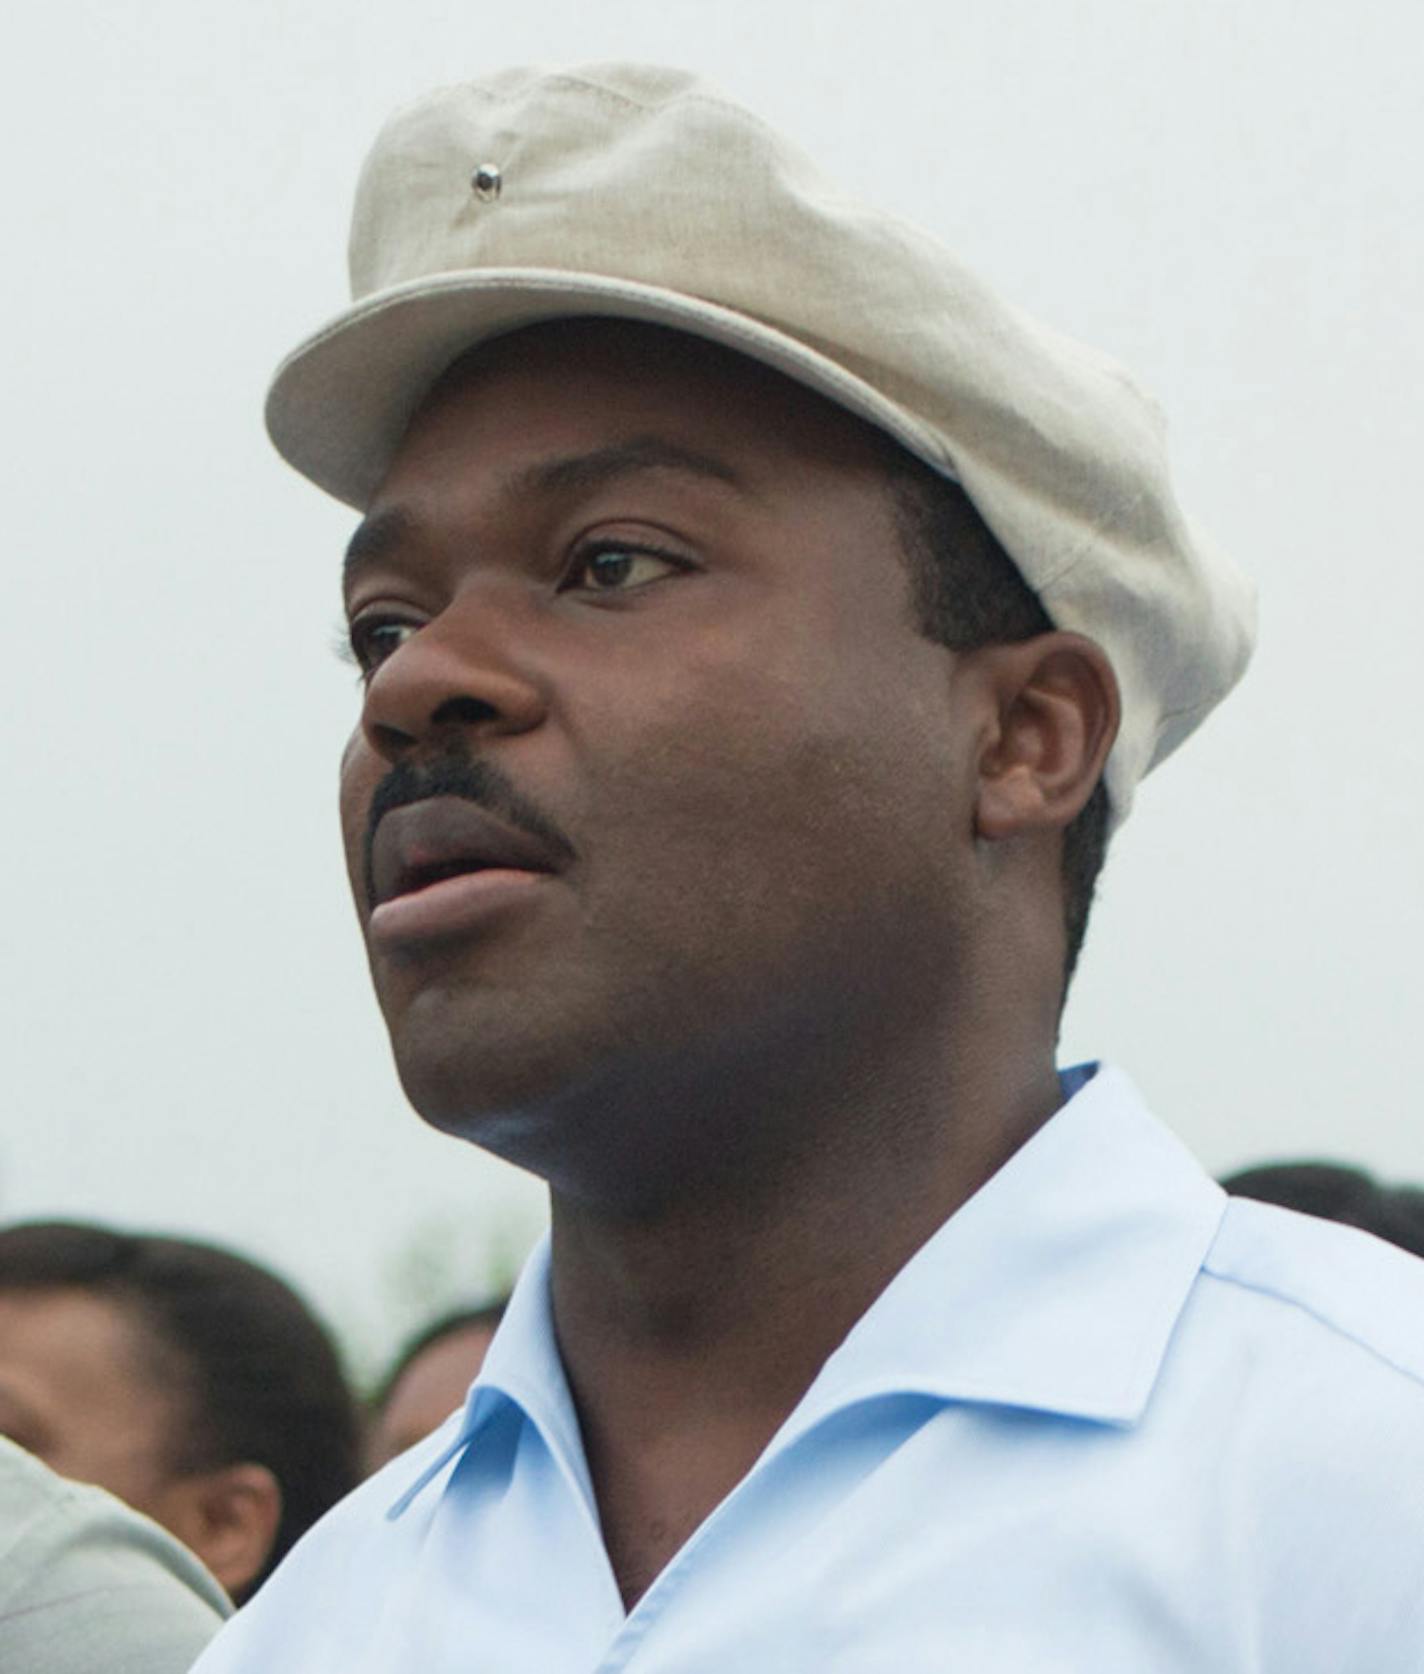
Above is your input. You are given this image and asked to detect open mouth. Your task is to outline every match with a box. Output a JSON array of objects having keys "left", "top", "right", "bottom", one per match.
[
  {"left": 389, "top": 854, "right": 495, "bottom": 899},
  {"left": 365, "top": 794, "right": 570, "bottom": 945}
]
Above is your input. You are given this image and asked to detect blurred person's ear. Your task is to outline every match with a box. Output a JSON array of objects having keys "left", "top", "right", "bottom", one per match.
[{"left": 154, "top": 1462, "right": 282, "bottom": 1600}]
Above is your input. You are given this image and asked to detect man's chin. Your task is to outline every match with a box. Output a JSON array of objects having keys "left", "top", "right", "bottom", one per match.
[
  {"left": 393, "top": 1041, "right": 564, "bottom": 1143},
  {"left": 385, "top": 1002, "right": 609, "bottom": 1156}
]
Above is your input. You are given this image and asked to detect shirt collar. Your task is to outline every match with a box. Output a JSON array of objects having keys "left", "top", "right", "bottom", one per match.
[
  {"left": 782, "top": 1063, "right": 1225, "bottom": 1437},
  {"left": 388, "top": 1062, "right": 1225, "bottom": 1517},
  {"left": 386, "top": 1235, "right": 578, "bottom": 1519}
]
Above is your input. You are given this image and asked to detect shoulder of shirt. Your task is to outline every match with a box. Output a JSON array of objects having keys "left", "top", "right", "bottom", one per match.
[
  {"left": 258, "top": 1407, "right": 469, "bottom": 1561},
  {"left": 1202, "top": 1196, "right": 1424, "bottom": 1393},
  {"left": 186, "top": 1412, "right": 473, "bottom": 1669},
  {"left": 0, "top": 1438, "right": 229, "bottom": 1673},
  {"left": 0, "top": 1437, "right": 228, "bottom": 1604}
]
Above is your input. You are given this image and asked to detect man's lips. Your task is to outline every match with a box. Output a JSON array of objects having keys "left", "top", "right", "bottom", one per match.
[{"left": 368, "top": 796, "right": 569, "bottom": 913}]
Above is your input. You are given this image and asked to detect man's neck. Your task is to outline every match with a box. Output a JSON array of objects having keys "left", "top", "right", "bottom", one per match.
[{"left": 547, "top": 1047, "right": 1064, "bottom": 1608}]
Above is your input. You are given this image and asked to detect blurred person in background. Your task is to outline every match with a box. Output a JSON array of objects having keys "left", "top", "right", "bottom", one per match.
[
  {"left": 0, "top": 1221, "right": 362, "bottom": 1601},
  {"left": 1222, "top": 1162, "right": 1424, "bottom": 1259},
  {"left": 1, "top": 1433, "right": 229, "bottom": 1672},
  {"left": 367, "top": 1301, "right": 505, "bottom": 1471}
]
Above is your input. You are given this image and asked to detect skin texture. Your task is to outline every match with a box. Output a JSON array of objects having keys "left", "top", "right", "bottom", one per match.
[
  {"left": 0, "top": 1288, "right": 280, "bottom": 1598},
  {"left": 339, "top": 320, "right": 1118, "bottom": 1605},
  {"left": 366, "top": 1322, "right": 497, "bottom": 1470}
]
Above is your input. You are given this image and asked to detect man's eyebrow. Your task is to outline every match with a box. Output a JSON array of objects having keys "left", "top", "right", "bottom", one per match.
[
  {"left": 508, "top": 436, "right": 748, "bottom": 500},
  {"left": 343, "top": 439, "right": 748, "bottom": 585}
]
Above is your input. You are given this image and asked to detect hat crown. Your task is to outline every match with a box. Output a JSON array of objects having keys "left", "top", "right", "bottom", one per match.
[{"left": 351, "top": 66, "right": 856, "bottom": 317}]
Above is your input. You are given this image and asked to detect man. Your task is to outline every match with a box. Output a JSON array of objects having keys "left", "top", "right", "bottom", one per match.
[
  {"left": 195, "top": 64, "right": 1424, "bottom": 1669},
  {"left": 0, "top": 1435, "right": 229, "bottom": 1673}
]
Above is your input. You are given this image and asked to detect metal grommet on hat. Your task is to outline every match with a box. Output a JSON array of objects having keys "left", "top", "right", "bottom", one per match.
[{"left": 470, "top": 163, "right": 502, "bottom": 202}]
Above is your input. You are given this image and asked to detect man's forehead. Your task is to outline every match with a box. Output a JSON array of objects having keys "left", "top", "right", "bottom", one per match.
[
  {"left": 414, "top": 317, "right": 900, "bottom": 467},
  {"left": 430, "top": 315, "right": 805, "bottom": 399}
]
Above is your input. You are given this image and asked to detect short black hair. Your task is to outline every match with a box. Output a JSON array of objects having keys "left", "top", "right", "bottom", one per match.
[
  {"left": 883, "top": 450, "right": 1111, "bottom": 992},
  {"left": 0, "top": 1221, "right": 362, "bottom": 1597},
  {"left": 1221, "top": 1163, "right": 1424, "bottom": 1259},
  {"left": 372, "top": 1301, "right": 508, "bottom": 1414}
]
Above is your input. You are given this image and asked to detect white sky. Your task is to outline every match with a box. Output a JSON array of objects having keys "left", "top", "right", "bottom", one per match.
[{"left": 1, "top": 0, "right": 1420, "bottom": 1368}]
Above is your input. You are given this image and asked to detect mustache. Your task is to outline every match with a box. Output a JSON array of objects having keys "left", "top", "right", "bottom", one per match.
[{"left": 363, "top": 752, "right": 576, "bottom": 909}]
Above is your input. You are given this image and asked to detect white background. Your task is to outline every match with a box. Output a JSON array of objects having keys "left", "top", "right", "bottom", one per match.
[{"left": 1, "top": 0, "right": 1420, "bottom": 1372}]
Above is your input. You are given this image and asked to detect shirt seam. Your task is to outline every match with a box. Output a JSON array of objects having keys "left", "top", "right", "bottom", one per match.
[
  {"left": 0, "top": 1577, "right": 218, "bottom": 1623},
  {"left": 1199, "top": 1265, "right": 1424, "bottom": 1394}
]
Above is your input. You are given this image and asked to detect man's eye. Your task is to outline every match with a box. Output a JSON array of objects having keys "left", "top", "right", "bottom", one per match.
[
  {"left": 348, "top": 617, "right": 420, "bottom": 676},
  {"left": 562, "top": 544, "right": 685, "bottom": 594}
]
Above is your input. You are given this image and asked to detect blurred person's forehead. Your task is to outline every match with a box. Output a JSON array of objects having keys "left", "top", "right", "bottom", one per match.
[
  {"left": 0, "top": 1286, "right": 159, "bottom": 1386},
  {"left": 0, "top": 1288, "right": 181, "bottom": 1476}
]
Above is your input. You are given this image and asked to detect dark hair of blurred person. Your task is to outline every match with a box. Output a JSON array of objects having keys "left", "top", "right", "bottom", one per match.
[
  {"left": 0, "top": 1221, "right": 362, "bottom": 1601},
  {"left": 367, "top": 1302, "right": 505, "bottom": 1471},
  {"left": 1221, "top": 1162, "right": 1424, "bottom": 1259}
]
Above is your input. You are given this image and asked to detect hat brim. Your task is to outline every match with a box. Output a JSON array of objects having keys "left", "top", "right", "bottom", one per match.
[{"left": 265, "top": 269, "right": 956, "bottom": 510}]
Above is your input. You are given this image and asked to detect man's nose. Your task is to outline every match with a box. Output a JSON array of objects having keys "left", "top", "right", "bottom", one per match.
[{"left": 358, "top": 604, "right": 548, "bottom": 761}]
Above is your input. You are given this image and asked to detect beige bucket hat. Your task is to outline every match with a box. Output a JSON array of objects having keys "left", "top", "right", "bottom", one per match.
[{"left": 267, "top": 62, "right": 1256, "bottom": 822}]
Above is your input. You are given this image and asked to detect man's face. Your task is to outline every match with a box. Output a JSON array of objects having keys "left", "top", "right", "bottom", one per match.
[{"left": 339, "top": 322, "right": 982, "bottom": 1202}]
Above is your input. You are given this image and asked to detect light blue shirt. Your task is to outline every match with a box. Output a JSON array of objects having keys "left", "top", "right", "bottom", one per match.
[{"left": 195, "top": 1065, "right": 1424, "bottom": 1671}]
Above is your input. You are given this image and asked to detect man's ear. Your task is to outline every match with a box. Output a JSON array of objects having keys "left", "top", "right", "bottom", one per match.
[
  {"left": 155, "top": 1462, "right": 283, "bottom": 1601},
  {"left": 972, "top": 633, "right": 1119, "bottom": 841}
]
